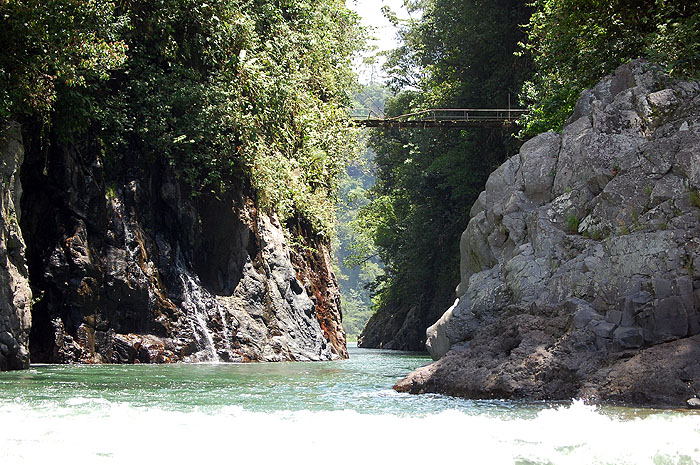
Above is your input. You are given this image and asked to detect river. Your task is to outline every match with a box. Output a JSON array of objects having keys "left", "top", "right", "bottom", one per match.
[{"left": 1, "top": 344, "right": 699, "bottom": 464}]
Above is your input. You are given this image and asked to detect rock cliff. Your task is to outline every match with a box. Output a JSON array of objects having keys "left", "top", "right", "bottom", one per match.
[
  {"left": 358, "top": 296, "right": 451, "bottom": 351},
  {"left": 0, "top": 123, "right": 345, "bottom": 370},
  {"left": 396, "top": 60, "right": 700, "bottom": 407},
  {"left": 0, "top": 123, "right": 32, "bottom": 370}
]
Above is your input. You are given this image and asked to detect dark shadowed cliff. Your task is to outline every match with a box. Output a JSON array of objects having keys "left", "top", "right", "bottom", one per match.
[
  {"left": 0, "top": 0, "right": 358, "bottom": 369},
  {"left": 0, "top": 122, "right": 346, "bottom": 366}
]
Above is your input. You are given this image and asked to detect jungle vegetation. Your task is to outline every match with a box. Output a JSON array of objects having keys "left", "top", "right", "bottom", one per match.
[
  {"left": 0, "top": 0, "right": 362, "bottom": 238},
  {"left": 349, "top": 0, "right": 531, "bottom": 348},
  {"left": 335, "top": 83, "right": 388, "bottom": 339},
  {"left": 521, "top": 0, "right": 700, "bottom": 135},
  {"left": 3, "top": 0, "right": 699, "bottom": 346}
]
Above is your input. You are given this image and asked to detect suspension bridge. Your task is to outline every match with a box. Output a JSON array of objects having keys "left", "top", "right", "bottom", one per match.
[{"left": 350, "top": 108, "right": 527, "bottom": 129}]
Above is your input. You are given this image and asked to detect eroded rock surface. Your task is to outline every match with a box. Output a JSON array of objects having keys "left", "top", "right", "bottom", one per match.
[
  {"left": 0, "top": 123, "right": 32, "bottom": 370},
  {"left": 8, "top": 123, "right": 345, "bottom": 366},
  {"left": 396, "top": 60, "right": 700, "bottom": 406}
]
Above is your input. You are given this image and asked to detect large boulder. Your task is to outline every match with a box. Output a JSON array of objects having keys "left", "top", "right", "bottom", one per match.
[{"left": 400, "top": 60, "right": 700, "bottom": 407}]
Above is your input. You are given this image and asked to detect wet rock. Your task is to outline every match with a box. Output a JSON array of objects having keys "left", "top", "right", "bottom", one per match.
[
  {"left": 14, "top": 117, "right": 344, "bottom": 365},
  {"left": 112, "top": 334, "right": 138, "bottom": 364},
  {"left": 0, "top": 122, "right": 32, "bottom": 371}
]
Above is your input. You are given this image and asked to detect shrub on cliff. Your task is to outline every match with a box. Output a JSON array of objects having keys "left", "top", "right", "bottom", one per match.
[{"left": 0, "top": 0, "right": 361, "bottom": 238}]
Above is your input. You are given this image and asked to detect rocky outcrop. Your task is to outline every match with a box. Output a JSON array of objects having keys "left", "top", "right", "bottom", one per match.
[
  {"left": 0, "top": 123, "right": 32, "bottom": 370},
  {"left": 358, "top": 285, "right": 455, "bottom": 351},
  {"left": 396, "top": 60, "right": 700, "bottom": 407},
  {"left": 8, "top": 125, "right": 345, "bottom": 366},
  {"left": 290, "top": 224, "right": 348, "bottom": 359},
  {"left": 359, "top": 303, "right": 428, "bottom": 351}
]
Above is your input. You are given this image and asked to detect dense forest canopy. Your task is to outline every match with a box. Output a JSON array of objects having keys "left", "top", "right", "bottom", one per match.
[
  {"left": 349, "top": 0, "right": 531, "bottom": 348},
  {"left": 3, "top": 0, "right": 700, "bottom": 345},
  {"left": 334, "top": 145, "right": 382, "bottom": 338},
  {"left": 0, "top": 0, "right": 362, "bottom": 238},
  {"left": 335, "top": 82, "right": 388, "bottom": 339}
]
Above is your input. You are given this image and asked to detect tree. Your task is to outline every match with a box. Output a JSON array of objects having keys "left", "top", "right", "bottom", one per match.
[
  {"left": 0, "top": 0, "right": 127, "bottom": 124},
  {"left": 357, "top": 0, "right": 532, "bottom": 349},
  {"left": 2, "top": 0, "right": 362, "bottom": 239},
  {"left": 335, "top": 83, "right": 388, "bottom": 339}
]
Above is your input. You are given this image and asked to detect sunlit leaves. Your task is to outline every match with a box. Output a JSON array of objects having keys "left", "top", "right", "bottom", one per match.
[
  {"left": 0, "top": 0, "right": 127, "bottom": 121},
  {"left": 359, "top": 0, "right": 530, "bottom": 315},
  {"left": 520, "top": 0, "right": 700, "bottom": 135},
  {"left": 1, "top": 0, "right": 362, "bottom": 239}
]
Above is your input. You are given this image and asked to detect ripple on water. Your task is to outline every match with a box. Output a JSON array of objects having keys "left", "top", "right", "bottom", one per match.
[{"left": 0, "top": 348, "right": 698, "bottom": 464}]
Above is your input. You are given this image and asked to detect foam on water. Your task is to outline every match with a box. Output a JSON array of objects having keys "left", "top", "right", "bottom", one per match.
[
  {"left": 1, "top": 347, "right": 699, "bottom": 464},
  {"left": 1, "top": 397, "right": 699, "bottom": 464}
]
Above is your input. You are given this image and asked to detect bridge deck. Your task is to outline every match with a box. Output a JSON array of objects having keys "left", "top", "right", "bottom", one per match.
[{"left": 351, "top": 108, "right": 527, "bottom": 129}]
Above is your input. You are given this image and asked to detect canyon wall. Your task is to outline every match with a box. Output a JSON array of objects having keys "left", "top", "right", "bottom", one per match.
[
  {"left": 0, "top": 124, "right": 346, "bottom": 369},
  {"left": 0, "top": 123, "right": 32, "bottom": 370},
  {"left": 396, "top": 61, "right": 700, "bottom": 407}
]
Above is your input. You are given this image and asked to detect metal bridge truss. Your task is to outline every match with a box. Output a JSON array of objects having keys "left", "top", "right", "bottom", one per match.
[{"left": 351, "top": 108, "right": 527, "bottom": 129}]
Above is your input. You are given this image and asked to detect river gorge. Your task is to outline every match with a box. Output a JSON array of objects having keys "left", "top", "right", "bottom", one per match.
[{"left": 2, "top": 1, "right": 700, "bottom": 462}]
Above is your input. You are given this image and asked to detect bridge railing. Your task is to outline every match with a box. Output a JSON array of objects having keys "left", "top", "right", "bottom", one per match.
[
  {"left": 350, "top": 108, "right": 528, "bottom": 123},
  {"left": 349, "top": 108, "right": 385, "bottom": 119}
]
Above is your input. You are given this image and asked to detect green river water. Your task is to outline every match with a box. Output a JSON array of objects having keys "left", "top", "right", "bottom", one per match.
[{"left": 1, "top": 344, "right": 699, "bottom": 464}]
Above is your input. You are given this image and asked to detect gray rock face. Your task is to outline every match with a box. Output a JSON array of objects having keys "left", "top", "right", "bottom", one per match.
[
  {"left": 10, "top": 122, "right": 345, "bottom": 365},
  {"left": 0, "top": 123, "right": 32, "bottom": 370},
  {"left": 404, "top": 60, "right": 700, "bottom": 406},
  {"left": 358, "top": 301, "right": 434, "bottom": 351}
]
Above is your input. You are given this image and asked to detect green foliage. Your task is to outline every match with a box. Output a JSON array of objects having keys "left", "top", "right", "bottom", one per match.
[
  {"left": 339, "top": 283, "right": 379, "bottom": 337},
  {"left": 111, "top": 0, "right": 362, "bottom": 236},
  {"left": 105, "top": 183, "right": 117, "bottom": 201},
  {"left": 520, "top": 0, "right": 700, "bottom": 135},
  {"left": 585, "top": 228, "right": 603, "bottom": 241},
  {"left": 0, "top": 0, "right": 128, "bottom": 124},
  {"left": 690, "top": 190, "right": 700, "bottom": 209},
  {"left": 352, "top": 81, "right": 391, "bottom": 119},
  {"left": 565, "top": 214, "right": 579, "bottom": 234},
  {"left": 2, "top": 0, "right": 362, "bottom": 238},
  {"left": 359, "top": 0, "right": 531, "bottom": 322},
  {"left": 618, "top": 221, "right": 630, "bottom": 235},
  {"left": 334, "top": 84, "right": 387, "bottom": 337},
  {"left": 385, "top": 0, "right": 532, "bottom": 107}
]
